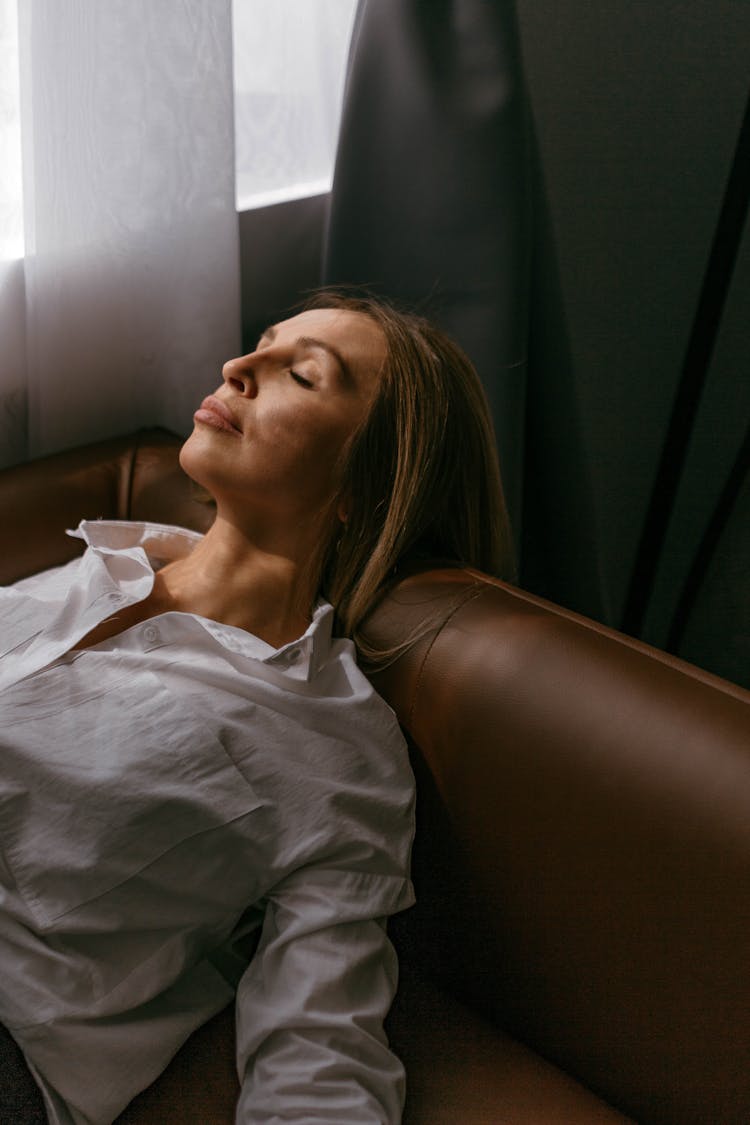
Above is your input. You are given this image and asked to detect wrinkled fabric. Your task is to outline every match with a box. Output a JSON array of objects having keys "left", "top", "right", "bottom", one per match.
[
  {"left": 0, "top": 521, "right": 415, "bottom": 1124},
  {"left": 323, "top": 0, "right": 609, "bottom": 622}
]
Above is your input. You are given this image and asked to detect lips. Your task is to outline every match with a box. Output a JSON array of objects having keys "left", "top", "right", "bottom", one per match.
[{"left": 194, "top": 395, "right": 241, "bottom": 434}]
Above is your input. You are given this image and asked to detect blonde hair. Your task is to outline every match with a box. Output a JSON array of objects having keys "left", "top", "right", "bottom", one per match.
[{"left": 304, "top": 291, "right": 515, "bottom": 667}]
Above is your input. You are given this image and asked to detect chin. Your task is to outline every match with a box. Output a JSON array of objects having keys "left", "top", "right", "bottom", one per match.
[{"left": 179, "top": 428, "right": 215, "bottom": 493}]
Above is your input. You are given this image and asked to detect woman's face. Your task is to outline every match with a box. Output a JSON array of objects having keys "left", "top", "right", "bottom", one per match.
[{"left": 180, "top": 307, "right": 386, "bottom": 536}]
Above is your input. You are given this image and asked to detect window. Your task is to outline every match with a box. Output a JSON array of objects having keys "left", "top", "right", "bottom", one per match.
[{"left": 231, "top": 0, "right": 358, "bottom": 211}]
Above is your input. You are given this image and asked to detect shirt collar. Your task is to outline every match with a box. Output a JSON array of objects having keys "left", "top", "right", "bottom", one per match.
[
  {"left": 67, "top": 520, "right": 333, "bottom": 681},
  {"left": 67, "top": 519, "right": 203, "bottom": 567},
  {"left": 260, "top": 599, "right": 334, "bottom": 681}
]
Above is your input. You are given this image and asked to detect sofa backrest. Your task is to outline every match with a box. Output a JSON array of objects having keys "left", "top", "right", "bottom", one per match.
[
  {"left": 365, "top": 569, "right": 750, "bottom": 1125},
  {"left": 0, "top": 428, "right": 213, "bottom": 585}
]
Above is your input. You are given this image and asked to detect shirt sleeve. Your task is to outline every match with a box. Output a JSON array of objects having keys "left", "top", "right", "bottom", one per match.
[{"left": 234, "top": 865, "right": 413, "bottom": 1124}]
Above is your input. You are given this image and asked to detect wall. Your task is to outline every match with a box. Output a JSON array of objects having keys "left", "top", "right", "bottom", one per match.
[{"left": 238, "top": 193, "right": 328, "bottom": 353}]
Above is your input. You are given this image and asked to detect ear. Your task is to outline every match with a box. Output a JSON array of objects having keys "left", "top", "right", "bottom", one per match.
[{"left": 336, "top": 498, "right": 349, "bottom": 524}]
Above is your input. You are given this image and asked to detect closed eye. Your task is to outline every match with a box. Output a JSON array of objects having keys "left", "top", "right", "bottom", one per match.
[{"left": 291, "top": 370, "right": 314, "bottom": 389}]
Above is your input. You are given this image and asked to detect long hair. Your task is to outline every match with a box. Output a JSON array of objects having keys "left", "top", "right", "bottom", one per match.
[{"left": 304, "top": 290, "right": 515, "bottom": 667}]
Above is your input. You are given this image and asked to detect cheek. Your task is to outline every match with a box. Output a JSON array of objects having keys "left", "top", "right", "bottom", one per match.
[{"left": 263, "top": 406, "right": 351, "bottom": 474}]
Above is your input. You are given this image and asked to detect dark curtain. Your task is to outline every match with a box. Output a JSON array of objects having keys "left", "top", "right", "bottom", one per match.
[{"left": 323, "top": 0, "right": 607, "bottom": 621}]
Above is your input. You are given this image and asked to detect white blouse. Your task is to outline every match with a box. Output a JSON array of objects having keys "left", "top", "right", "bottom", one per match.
[{"left": 0, "top": 520, "right": 415, "bottom": 1125}]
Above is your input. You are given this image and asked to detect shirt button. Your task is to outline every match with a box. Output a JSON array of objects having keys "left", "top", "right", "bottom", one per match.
[{"left": 143, "top": 624, "right": 160, "bottom": 644}]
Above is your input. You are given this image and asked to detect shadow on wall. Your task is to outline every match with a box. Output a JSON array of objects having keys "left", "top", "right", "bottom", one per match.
[{"left": 239, "top": 194, "right": 330, "bottom": 353}]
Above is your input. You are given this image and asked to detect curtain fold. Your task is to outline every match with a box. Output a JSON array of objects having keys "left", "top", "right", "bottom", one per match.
[
  {"left": 324, "top": 0, "right": 531, "bottom": 541},
  {"left": 0, "top": 259, "right": 27, "bottom": 469},
  {"left": 0, "top": 0, "right": 26, "bottom": 469},
  {"left": 324, "top": 0, "right": 608, "bottom": 619},
  {"left": 0, "top": 0, "right": 240, "bottom": 470}
]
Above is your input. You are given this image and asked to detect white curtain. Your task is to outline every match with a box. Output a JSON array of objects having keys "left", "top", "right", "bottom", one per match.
[{"left": 0, "top": 0, "right": 240, "bottom": 471}]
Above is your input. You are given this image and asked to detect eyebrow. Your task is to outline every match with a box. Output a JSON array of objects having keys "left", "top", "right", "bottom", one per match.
[{"left": 259, "top": 325, "right": 352, "bottom": 386}]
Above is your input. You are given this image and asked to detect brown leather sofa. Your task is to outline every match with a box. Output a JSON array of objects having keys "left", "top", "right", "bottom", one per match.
[{"left": 1, "top": 428, "right": 748, "bottom": 1125}]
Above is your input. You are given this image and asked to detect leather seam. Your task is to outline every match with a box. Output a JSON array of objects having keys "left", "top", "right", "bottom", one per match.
[
  {"left": 407, "top": 582, "right": 486, "bottom": 731},
  {"left": 121, "top": 432, "right": 142, "bottom": 520}
]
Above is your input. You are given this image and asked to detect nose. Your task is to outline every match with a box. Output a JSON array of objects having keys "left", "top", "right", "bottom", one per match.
[{"left": 222, "top": 352, "right": 259, "bottom": 397}]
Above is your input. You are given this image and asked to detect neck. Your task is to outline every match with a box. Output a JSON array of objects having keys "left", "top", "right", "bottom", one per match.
[{"left": 153, "top": 516, "right": 322, "bottom": 648}]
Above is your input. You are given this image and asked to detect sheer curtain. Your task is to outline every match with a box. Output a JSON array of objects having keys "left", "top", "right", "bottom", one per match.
[
  {"left": 0, "top": 0, "right": 25, "bottom": 467},
  {"left": 0, "top": 0, "right": 240, "bottom": 471}
]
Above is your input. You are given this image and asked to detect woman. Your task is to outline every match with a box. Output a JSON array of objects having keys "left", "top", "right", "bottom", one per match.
[{"left": 0, "top": 293, "right": 513, "bottom": 1124}]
